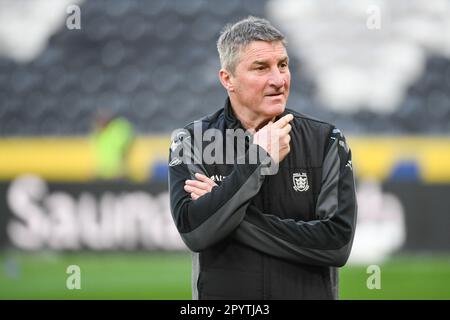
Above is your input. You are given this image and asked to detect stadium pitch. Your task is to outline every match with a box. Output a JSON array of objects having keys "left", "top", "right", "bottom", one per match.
[{"left": 1, "top": 252, "right": 449, "bottom": 300}]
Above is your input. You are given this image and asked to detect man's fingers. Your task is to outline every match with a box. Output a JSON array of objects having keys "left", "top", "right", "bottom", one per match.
[
  {"left": 184, "top": 173, "right": 217, "bottom": 200},
  {"left": 195, "top": 173, "right": 217, "bottom": 187},
  {"left": 194, "top": 172, "right": 209, "bottom": 182},
  {"left": 191, "top": 193, "right": 200, "bottom": 201},
  {"left": 282, "top": 134, "right": 291, "bottom": 145},
  {"left": 280, "top": 123, "right": 292, "bottom": 135},
  {"left": 273, "top": 114, "right": 294, "bottom": 129},
  {"left": 185, "top": 179, "right": 210, "bottom": 190},
  {"left": 184, "top": 184, "right": 208, "bottom": 196}
]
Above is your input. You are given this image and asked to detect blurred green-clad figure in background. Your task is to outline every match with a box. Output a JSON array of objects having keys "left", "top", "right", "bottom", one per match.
[{"left": 92, "top": 110, "right": 134, "bottom": 180}]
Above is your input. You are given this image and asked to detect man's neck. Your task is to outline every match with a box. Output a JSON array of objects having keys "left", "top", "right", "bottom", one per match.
[{"left": 230, "top": 100, "right": 275, "bottom": 132}]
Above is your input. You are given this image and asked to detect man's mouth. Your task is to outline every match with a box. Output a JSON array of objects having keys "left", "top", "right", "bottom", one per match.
[{"left": 266, "top": 92, "right": 284, "bottom": 97}]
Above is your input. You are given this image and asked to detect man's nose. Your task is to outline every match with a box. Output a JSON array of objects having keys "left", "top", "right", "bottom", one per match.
[{"left": 268, "top": 68, "right": 285, "bottom": 88}]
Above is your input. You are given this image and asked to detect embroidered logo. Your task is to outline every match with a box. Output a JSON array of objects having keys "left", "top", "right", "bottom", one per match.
[
  {"left": 169, "top": 131, "right": 190, "bottom": 167},
  {"left": 293, "top": 172, "right": 309, "bottom": 192}
]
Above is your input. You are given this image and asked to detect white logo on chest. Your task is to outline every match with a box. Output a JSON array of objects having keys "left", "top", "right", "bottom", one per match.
[
  {"left": 210, "top": 175, "right": 227, "bottom": 182},
  {"left": 293, "top": 172, "right": 309, "bottom": 192}
]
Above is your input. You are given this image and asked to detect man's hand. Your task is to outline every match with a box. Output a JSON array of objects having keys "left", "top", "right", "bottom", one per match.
[
  {"left": 252, "top": 114, "right": 294, "bottom": 163},
  {"left": 184, "top": 173, "right": 218, "bottom": 200}
]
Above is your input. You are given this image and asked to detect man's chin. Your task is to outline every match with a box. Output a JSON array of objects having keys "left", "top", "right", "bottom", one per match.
[{"left": 265, "top": 102, "right": 286, "bottom": 117}]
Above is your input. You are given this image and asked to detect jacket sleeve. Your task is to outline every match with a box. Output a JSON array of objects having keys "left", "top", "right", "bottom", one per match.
[
  {"left": 168, "top": 127, "right": 271, "bottom": 252},
  {"left": 232, "top": 129, "right": 358, "bottom": 267}
]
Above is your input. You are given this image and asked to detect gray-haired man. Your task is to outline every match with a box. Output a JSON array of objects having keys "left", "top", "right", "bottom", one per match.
[{"left": 169, "top": 16, "right": 357, "bottom": 299}]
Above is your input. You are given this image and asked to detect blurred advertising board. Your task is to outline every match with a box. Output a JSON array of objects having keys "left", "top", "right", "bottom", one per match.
[
  {"left": 1, "top": 175, "right": 450, "bottom": 259},
  {"left": 0, "top": 175, "right": 185, "bottom": 251}
]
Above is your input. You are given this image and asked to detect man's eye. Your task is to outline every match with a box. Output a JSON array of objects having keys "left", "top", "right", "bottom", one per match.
[{"left": 256, "top": 66, "right": 266, "bottom": 70}]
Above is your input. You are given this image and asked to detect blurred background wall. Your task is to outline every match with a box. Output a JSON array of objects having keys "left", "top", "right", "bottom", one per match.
[{"left": 0, "top": 0, "right": 449, "bottom": 299}]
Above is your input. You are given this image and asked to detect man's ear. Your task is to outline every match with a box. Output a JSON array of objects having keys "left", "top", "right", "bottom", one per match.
[{"left": 219, "top": 69, "right": 234, "bottom": 92}]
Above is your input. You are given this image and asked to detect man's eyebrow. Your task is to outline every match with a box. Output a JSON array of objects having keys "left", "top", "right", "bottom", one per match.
[
  {"left": 251, "top": 56, "right": 289, "bottom": 65},
  {"left": 251, "top": 60, "right": 268, "bottom": 66}
]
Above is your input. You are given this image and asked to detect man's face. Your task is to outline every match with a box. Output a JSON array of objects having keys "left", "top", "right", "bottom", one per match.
[{"left": 229, "top": 40, "right": 290, "bottom": 119}]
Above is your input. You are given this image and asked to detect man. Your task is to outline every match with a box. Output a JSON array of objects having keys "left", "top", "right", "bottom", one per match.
[{"left": 168, "top": 16, "right": 357, "bottom": 300}]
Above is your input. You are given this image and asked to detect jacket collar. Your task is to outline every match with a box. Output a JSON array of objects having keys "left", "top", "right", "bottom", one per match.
[{"left": 224, "top": 97, "right": 245, "bottom": 130}]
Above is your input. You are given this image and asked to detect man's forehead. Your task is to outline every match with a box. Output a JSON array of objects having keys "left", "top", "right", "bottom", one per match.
[{"left": 240, "top": 40, "right": 288, "bottom": 63}]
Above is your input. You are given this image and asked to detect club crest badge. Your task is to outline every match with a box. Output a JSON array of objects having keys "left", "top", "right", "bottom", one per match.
[{"left": 293, "top": 172, "right": 309, "bottom": 192}]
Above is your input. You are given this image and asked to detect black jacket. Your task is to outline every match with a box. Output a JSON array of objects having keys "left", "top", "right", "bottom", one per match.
[{"left": 168, "top": 98, "right": 357, "bottom": 300}]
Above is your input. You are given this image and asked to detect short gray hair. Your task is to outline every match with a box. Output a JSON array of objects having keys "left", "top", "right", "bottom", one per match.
[{"left": 217, "top": 16, "right": 286, "bottom": 74}]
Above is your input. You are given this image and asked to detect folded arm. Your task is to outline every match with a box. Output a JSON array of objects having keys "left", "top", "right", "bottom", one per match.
[{"left": 168, "top": 128, "right": 270, "bottom": 252}]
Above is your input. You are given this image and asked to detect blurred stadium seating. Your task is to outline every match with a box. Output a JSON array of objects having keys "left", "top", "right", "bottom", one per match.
[
  {"left": 0, "top": 0, "right": 450, "bottom": 135},
  {"left": 1, "top": 0, "right": 450, "bottom": 300}
]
